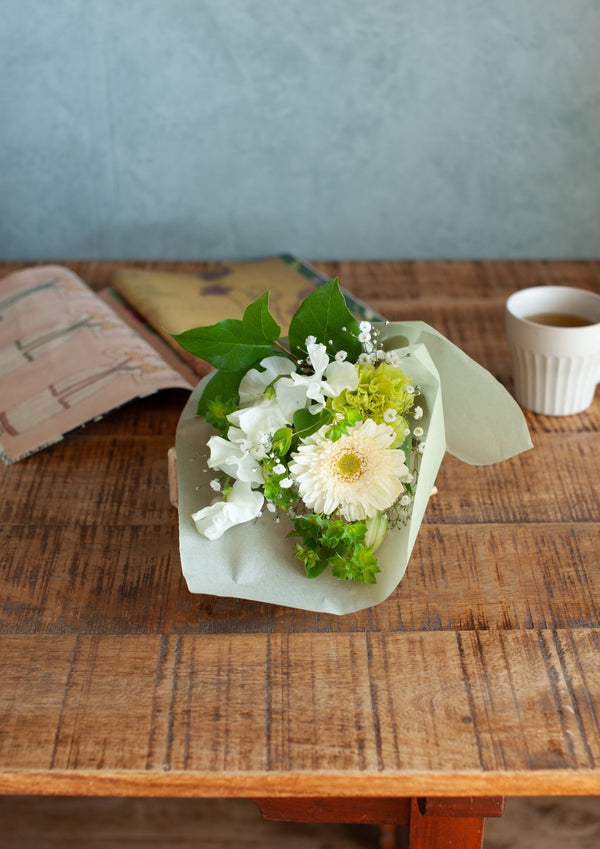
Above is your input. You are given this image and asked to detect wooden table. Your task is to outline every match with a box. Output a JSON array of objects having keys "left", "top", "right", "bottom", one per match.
[{"left": 1, "top": 260, "right": 599, "bottom": 849}]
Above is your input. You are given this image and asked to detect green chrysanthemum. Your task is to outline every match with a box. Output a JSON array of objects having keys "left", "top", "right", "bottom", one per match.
[{"left": 327, "top": 361, "right": 414, "bottom": 446}]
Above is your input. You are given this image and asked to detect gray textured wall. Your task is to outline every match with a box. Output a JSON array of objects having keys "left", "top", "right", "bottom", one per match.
[{"left": 1, "top": 0, "right": 599, "bottom": 260}]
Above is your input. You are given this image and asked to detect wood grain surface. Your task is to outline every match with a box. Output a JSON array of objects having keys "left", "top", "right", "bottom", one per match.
[{"left": 1, "top": 260, "right": 599, "bottom": 799}]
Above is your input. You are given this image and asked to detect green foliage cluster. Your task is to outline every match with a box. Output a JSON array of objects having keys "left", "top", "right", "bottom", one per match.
[
  {"left": 205, "top": 396, "right": 237, "bottom": 436},
  {"left": 288, "top": 514, "right": 381, "bottom": 584},
  {"left": 261, "top": 457, "right": 296, "bottom": 510}
]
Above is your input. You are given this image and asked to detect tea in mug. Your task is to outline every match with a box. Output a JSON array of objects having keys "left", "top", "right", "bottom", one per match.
[{"left": 524, "top": 312, "right": 594, "bottom": 327}]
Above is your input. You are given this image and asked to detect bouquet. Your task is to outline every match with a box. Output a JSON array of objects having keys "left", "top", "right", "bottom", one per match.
[{"left": 174, "top": 278, "right": 531, "bottom": 613}]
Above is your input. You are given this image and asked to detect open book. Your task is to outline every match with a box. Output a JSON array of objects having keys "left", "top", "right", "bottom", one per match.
[{"left": 0, "top": 256, "right": 383, "bottom": 464}]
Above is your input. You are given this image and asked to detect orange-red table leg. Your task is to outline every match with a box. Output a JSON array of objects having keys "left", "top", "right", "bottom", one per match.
[
  {"left": 405, "top": 797, "right": 505, "bottom": 849},
  {"left": 253, "top": 795, "right": 505, "bottom": 849}
]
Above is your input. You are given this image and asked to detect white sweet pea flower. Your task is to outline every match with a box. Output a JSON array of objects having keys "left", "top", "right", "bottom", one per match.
[
  {"left": 238, "top": 356, "right": 295, "bottom": 405},
  {"left": 275, "top": 375, "right": 313, "bottom": 420},
  {"left": 306, "top": 340, "right": 329, "bottom": 373},
  {"left": 275, "top": 341, "right": 358, "bottom": 418},
  {"left": 227, "top": 396, "right": 288, "bottom": 457},
  {"left": 324, "top": 360, "right": 359, "bottom": 397},
  {"left": 192, "top": 479, "right": 263, "bottom": 540},
  {"left": 207, "top": 434, "right": 262, "bottom": 484}
]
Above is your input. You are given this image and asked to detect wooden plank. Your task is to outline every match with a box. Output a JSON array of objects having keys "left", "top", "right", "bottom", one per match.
[
  {"left": 1, "top": 522, "right": 598, "bottom": 634},
  {"left": 429, "top": 432, "right": 600, "bottom": 525},
  {"left": 0, "top": 630, "right": 598, "bottom": 795},
  {"left": 0, "top": 636, "right": 77, "bottom": 768},
  {"left": 1, "top": 349, "right": 598, "bottom": 638},
  {"left": 401, "top": 523, "right": 600, "bottom": 632},
  {"left": 417, "top": 797, "right": 504, "bottom": 817},
  {"left": 1, "top": 432, "right": 180, "bottom": 530},
  {"left": 314, "top": 260, "right": 600, "bottom": 312},
  {"left": 0, "top": 522, "right": 186, "bottom": 634},
  {"left": 408, "top": 798, "right": 486, "bottom": 849},
  {"left": 254, "top": 796, "right": 411, "bottom": 824}
]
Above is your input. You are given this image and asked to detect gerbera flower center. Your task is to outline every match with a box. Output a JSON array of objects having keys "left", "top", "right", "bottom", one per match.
[{"left": 336, "top": 451, "right": 364, "bottom": 479}]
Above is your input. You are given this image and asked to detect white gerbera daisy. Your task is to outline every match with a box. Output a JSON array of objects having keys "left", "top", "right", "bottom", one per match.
[{"left": 288, "top": 419, "right": 410, "bottom": 521}]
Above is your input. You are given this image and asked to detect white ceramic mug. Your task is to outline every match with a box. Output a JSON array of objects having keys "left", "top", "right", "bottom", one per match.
[{"left": 505, "top": 285, "right": 600, "bottom": 415}]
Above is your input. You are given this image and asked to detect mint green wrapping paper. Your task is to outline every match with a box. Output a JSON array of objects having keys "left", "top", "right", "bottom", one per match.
[
  {"left": 176, "top": 324, "right": 532, "bottom": 614},
  {"left": 380, "top": 322, "right": 533, "bottom": 464}
]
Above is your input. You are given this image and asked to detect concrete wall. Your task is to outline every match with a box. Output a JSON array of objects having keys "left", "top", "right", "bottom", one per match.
[{"left": 1, "top": 0, "right": 599, "bottom": 260}]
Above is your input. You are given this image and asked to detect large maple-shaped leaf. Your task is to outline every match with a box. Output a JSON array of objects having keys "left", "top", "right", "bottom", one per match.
[
  {"left": 288, "top": 278, "right": 362, "bottom": 360},
  {"left": 173, "top": 292, "right": 281, "bottom": 372}
]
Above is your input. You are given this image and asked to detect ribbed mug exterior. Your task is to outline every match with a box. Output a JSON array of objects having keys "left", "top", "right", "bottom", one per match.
[
  {"left": 510, "top": 346, "right": 600, "bottom": 415},
  {"left": 505, "top": 286, "right": 600, "bottom": 417}
]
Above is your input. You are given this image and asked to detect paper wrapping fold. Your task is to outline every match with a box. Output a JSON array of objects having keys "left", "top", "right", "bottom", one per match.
[
  {"left": 380, "top": 322, "right": 533, "bottom": 464},
  {"left": 176, "top": 323, "right": 532, "bottom": 614}
]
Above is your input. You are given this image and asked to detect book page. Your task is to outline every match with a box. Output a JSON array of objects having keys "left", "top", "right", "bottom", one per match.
[{"left": 0, "top": 265, "right": 193, "bottom": 464}]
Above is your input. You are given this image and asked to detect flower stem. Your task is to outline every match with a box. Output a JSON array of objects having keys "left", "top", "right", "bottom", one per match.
[
  {"left": 273, "top": 339, "right": 292, "bottom": 356},
  {"left": 273, "top": 339, "right": 311, "bottom": 371}
]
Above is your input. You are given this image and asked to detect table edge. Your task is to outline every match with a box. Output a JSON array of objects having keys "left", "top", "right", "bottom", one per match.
[{"left": 1, "top": 769, "right": 599, "bottom": 798}]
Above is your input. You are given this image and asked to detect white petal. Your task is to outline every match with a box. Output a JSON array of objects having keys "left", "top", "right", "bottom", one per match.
[
  {"left": 323, "top": 360, "right": 359, "bottom": 396},
  {"left": 275, "top": 376, "right": 311, "bottom": 421},
  {"left": 192, "top": 480, "right": 263, "bottom": 540},
  {"left": 207, "top": 434, "right": 262, "bottom": 484},
  {"left": 238, "top": 356, "right": 295, "bottom": 403},
  {"left": 232, "top": 397, "right": 287, "bottom": 437},
  {"left": 207, "top": 435, "right": 242, "bottom": 467},
  {"left": 305, "top": 381, "right": 325, "bottom": 406},
  {"left": 306, "top": 341, "right": 329, "bottom": 375}
]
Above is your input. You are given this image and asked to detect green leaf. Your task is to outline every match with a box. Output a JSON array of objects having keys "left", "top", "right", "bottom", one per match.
[
  {"left": 205, "top": 396, "right": 237, "bottom": 436},
  {"left": 303, "top": 555, "right": 330, "bottom": 579},
  {"left": 326, "top": 408, "right": 363, "bottom": 442},
  {"left": 271, "top": 426, "right": 293, "bottom": 456},
  {"left": 288, "top": 278, "right": 362, "bottom": 361},
  {"left": 331, "top": 546, "right": 380, "bottom": 583},
  {"left": 244, "top": 291, "right": 281, "bottom": 341},
  {"left": 291, "top": 407, "right": 333, "bottom": 449},
  {"left": 398, "top": 430, "right": 413, "bottom": 467},
  {"left": 173, "top": 292, "right": 281, "bottom": 372},
  {"left": 197, "top": 369, "right": 244, "bottom": 416}
]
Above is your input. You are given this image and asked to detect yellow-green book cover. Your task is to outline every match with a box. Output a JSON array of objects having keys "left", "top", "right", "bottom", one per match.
[{"left": 110, "top": 254, "right": 383, "bottom": 374}]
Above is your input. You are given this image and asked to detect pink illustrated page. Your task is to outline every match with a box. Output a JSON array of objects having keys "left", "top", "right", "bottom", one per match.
[{"left": 0, "top": 265, "right": 194, "bottom": 463}]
